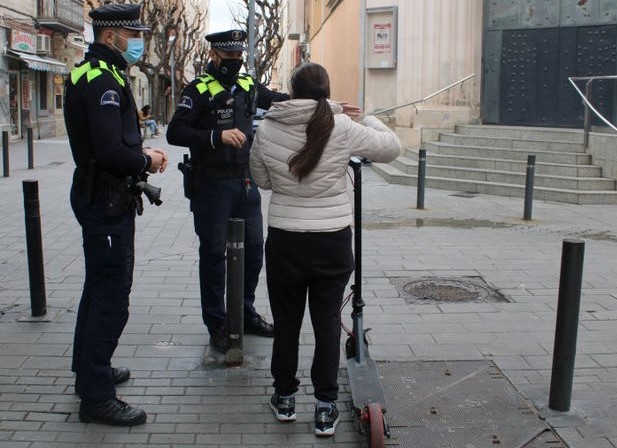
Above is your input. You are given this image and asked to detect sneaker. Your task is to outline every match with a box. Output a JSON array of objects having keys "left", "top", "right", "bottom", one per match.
[
  {"left": 209, "top": 325, "right": 227, "bottom": 353},
  {"left": 269, "top": 393, "right": 296, "bottom": 422},
  {"left": 314, "top": 402, "right": 339, "bottom": 437},
  {"left": 244, "top": 314, "right": 275, "bottom": 337},
  {"left": 79, "top": 397, "right": 147, "bottom": 426}
]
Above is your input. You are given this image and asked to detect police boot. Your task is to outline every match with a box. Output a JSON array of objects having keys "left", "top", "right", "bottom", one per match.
[{"left": 79, "top": 397, "right": 147, "bottom": 426}]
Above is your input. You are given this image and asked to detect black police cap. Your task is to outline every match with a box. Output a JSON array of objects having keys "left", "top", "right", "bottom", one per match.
[
  {"left": 89, "top": 3, "right": 150, "bottom": 31},
  {"left": 206, "top": 30, "right": 247, "bottom": 52}
]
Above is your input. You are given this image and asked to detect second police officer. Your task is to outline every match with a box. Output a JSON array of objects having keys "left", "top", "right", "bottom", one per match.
[{"left": 167, "top": 30, "right": 289, "bottom": 352}]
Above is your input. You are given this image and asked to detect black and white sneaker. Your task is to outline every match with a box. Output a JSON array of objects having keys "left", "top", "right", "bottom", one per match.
[
  {"left": 314, "top": 402, "right": 339, "bottom": 436},
  {"left": 269, "top": 393, "right": 296, "bottom": 422}
]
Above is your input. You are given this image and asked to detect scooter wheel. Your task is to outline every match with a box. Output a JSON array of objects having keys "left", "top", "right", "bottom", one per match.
[{"left": 367, "top": 402, "right": 385, "bottom": 448}]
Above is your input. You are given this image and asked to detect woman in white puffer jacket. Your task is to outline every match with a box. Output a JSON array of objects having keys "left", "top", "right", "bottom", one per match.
[{"left": 250, "top": 62, "right": 401, "bottom": 437}]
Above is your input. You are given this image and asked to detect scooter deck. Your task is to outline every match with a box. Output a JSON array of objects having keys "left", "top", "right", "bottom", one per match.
[{"left": 346, "top": 356, "right": 388, "bottom": 409}]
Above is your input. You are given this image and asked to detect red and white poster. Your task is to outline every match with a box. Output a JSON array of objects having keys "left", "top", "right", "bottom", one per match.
[{"left": 373, "top": 23, "right": 391, "bottom": 53}]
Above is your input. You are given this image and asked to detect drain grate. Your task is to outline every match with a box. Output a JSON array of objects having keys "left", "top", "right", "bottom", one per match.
[
  {"left": 378, "top": 360, "right": 566, "bottom": 448},
  {"left": 392, "top": 276, "right": 509, "bottom": 304}
]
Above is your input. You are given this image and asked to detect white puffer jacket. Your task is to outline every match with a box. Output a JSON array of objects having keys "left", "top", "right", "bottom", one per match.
[{"left": 250, "top": 99, "right": 401, "bottom": 232}]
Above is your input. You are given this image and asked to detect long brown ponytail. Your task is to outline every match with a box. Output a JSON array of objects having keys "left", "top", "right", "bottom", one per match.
[{"left": 288, "top": 63, "right": 335, "bottom": 181}]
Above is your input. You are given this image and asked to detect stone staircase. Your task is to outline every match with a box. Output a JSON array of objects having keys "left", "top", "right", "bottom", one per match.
[{"left": 372, "top": 124, "right": 617, "bottom": 204}]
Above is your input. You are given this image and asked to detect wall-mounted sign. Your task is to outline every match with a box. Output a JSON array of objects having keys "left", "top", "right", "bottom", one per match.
[
  {"left": 374, "top": 23, "right": 392, "bottom": 53},
  {"left": 366, "top": 7, "right": 398, "bottom": 69},
  {"left": 11, "top": 30, "right": 37, "bottom": 54}
]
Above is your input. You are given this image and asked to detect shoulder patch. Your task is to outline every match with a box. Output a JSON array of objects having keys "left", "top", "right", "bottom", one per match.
[
  {"left": 178, "top": 96, "right": 193, "bottom": 109},
  {"left": 100, "top": 90, "right": 120, "bottom": 107}
]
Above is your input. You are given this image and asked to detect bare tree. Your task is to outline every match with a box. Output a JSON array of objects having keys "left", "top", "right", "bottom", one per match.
[
  {"left": 85, "top": 0, "right": 207, "bottom": 119},
  {"left": 230, "top": 0, "right": 286, "bottom": 85}
]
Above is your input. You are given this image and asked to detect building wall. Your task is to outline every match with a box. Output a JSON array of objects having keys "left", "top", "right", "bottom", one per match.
[
  {"left": 1, "top": 0, "right": 82, "bottom": 139},
  {"left": 364, "top": 0, "right": 483, "bottom": 127},
  {"left": 305, "top": 1, "right": 362, "bottom": 105},
  {"left": 272, "top": 0, "right": 303, "bottom": 93},
  {"left": 304, "top": 0, "right": 483, "bottom": 128},
  {"left": 2, "top": 0, "right": 36, "bottom": 18},
  {"left": 0, "top": 1, "right": 36, "bottom": 135}
]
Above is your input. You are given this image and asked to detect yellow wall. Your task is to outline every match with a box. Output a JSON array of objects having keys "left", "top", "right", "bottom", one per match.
[{"left": 308, "top": 1, "right": 362, "bottom": 105}]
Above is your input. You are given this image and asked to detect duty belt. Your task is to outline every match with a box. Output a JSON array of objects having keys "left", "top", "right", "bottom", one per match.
[{"left": 195, "top": 165, "right": 249, "bottom": 179}]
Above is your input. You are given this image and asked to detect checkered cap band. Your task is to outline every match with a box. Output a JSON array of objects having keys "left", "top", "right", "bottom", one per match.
[
  {"left": 92, "top": 19, "right": 143, "bottom": 28},
  {"left": 211, "top": 41, "right": 244, "bottom": 48}
]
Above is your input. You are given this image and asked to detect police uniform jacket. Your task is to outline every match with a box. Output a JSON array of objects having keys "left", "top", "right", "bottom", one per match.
[
  {"left": 64, "top": 43, "right": 151, "bottom": 180},
  {"left": 166, "top": 61, "right": 288, "bottom": 175}
]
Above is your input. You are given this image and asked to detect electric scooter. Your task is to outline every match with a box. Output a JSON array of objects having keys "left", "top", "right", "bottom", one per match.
[{"left": 343, "top": 158, "right": 390, "bottom": 447}]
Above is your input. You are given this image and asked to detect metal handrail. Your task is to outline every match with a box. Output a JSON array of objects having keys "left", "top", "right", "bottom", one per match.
[
  {"left": 568, "top": 75, "right": 617, "bottom": 148},
  {"left": 373, "top": 73, "right": 475, "bottom": 118}
]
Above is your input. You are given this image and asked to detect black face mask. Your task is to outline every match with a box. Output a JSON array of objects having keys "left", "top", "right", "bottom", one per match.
[{"left": 218, "top": 58, "right": 243, "bottom": 84}]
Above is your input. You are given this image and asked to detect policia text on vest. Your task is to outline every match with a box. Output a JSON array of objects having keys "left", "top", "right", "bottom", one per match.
[{"left": 176, "top": 73, "right": 257, "bottom": 200}]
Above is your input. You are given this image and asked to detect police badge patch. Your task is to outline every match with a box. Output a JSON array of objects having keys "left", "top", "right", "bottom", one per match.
[
  {"left": 178, "top": 96, "right": 193, "bottom": 109},
  {"left": 100, "top": 90, "right": 120, "bottom": 106}
]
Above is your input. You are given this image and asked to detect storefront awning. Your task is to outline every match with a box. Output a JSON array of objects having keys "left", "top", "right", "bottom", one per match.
[{"left": 6, "top": 49, "right": 67, "bottom": 74}]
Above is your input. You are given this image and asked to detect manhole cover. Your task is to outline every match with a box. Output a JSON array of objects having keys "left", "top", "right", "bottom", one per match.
[{"left": 392, "top": 276, "right": 509, "bottom": 304}]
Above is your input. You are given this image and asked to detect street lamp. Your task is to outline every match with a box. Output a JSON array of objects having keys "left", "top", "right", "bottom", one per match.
[{"left": 168, "top": 35, "right": 177, "bottom": 109}]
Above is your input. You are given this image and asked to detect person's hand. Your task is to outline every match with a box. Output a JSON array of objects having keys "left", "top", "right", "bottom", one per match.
[
  {"left": 339, "top": 102, "right": 362, "bottom": 120},
  {"left": 143, "top": 147, "right": 168, "bottom": 173},
  {"left": 221, "top": 128, "right": 247, "bottom": 148}
]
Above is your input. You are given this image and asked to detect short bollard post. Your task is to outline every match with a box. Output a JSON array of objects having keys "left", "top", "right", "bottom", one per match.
[
  {"left": 22, "top": 180, "right": 47, "bottom": 317},
  {"left": 523, "top": 154, "right": 536, "bottom": 220},
  {"left": 417, "top": 148, "right": 426, "bottom": 210},
  {"left": 225, "top": 218, "right": 244, "bottom": 366},
  {"left": 2, "top": 130, "right": 9, "bottom": 177},
  {"left": 27, "top": 127, "right": 34, "bottom": 170},
  {"left": 549, "top": 238, "right": 585, "bottom": 412}
]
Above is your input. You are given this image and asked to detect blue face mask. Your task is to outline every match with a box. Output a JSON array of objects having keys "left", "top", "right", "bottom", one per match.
[
  {"left": 122, "top": 37, "right": 144, "bottom": 64},
  {"left": 114, "top": 34, "right": 144, "bottom": 65}
]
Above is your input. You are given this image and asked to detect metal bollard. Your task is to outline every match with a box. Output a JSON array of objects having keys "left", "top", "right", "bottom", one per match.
[
  {"left": 22, "top": 180, "right": 47, "bottom": 317},
  {"left": 27, "top": 127, "right": 34, "bottom": 170},
  {"left": 523, "top": 154, "right": 536, "bottom": 220},
  {"left": 2, "top": 130, "right": 8, "bottom": 177},
  {"left": 417, "top": 149, "right": 426, "bottom": 210},
  {"left": 225, "top": 218, "right": 245, "bottom": 366},
  {"left": 549, "top": 238, "right": 585, "bottom": 412}
]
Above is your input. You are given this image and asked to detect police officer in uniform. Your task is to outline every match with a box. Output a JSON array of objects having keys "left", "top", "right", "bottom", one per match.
[
  {"left": 64, "top": 3, "right": 168, "bottom": 426},
  {"left": 167, "top": 30, "right": 289, "bottom": 352}
]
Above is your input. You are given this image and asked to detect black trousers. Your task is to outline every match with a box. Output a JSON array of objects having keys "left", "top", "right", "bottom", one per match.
[
  {"left": 266, "top": 226, "right": 353, "bottom": 402},
  {"left": 71, "top": 188, "right": 135, "bottom": 403},
  {"left": 191, "top": 177, "right": 263, "bottom": 333}
]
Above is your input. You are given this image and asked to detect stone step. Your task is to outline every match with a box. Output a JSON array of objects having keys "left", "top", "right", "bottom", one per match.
[
  {"left": 371, "top": 163, "right": 617, "bottom": 205},
  {"left": 373, "top": 124, "right": 617, "bottom": 204},
  {"left": 424, "top": 141, "right": 591, "bottom": 165},
  {"left": 391, "top": 156, "right": 615, "bottom": 191},
  {"left": 439, "top": 132, "right": 586, "bottom": 153},
  {"left": 404, "top": 150, "right": 603, "bottom": 177},
  {"left": 455, "top": 124, "right": 584, "bottom": 143}
]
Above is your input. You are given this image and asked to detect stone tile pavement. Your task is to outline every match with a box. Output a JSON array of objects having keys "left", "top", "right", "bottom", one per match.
[{"left": 0, "top": 133, "right": 616, "bottom": 447}]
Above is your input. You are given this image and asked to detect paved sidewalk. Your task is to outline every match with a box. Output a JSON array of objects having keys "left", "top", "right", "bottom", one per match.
[{"left": 1, "top": 134, "right": 616, "bottom": 447}]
